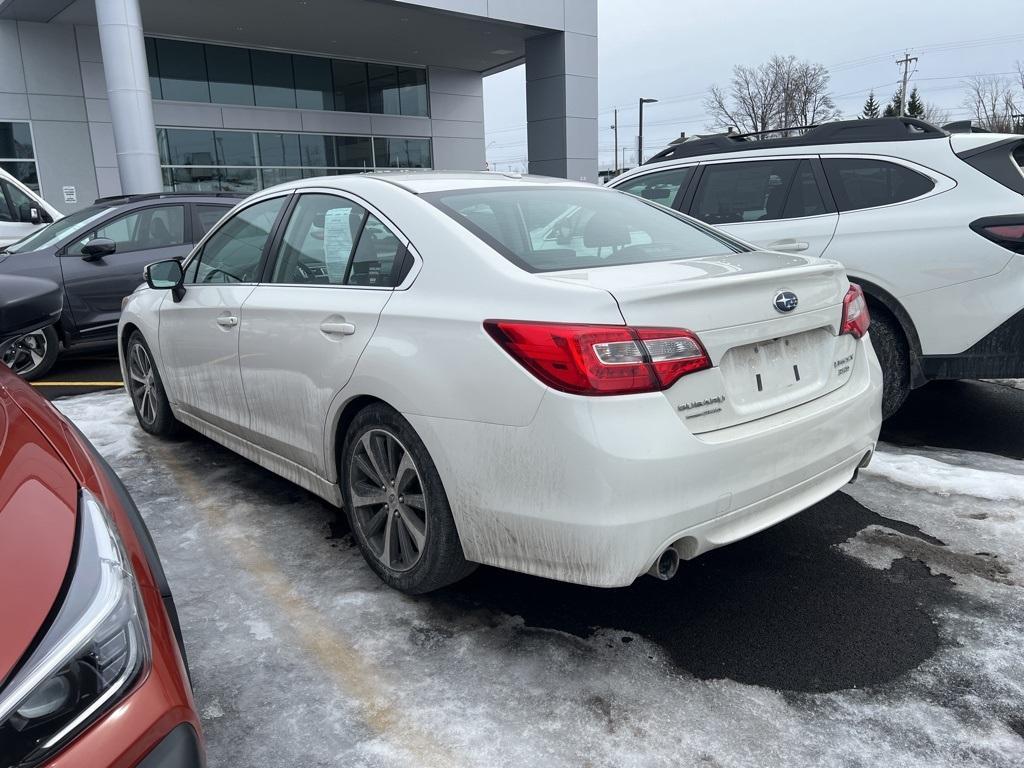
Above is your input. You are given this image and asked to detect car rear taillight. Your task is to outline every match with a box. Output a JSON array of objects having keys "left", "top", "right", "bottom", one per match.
[
  {"left": 484, "top": 320, "right": 710, "bottom": 396},
  {"left": 970, "top": 217, "right": 1024, "bottom": 254},
  {"left": 840, "top": 284, "right": 870, "bottom": 339}
]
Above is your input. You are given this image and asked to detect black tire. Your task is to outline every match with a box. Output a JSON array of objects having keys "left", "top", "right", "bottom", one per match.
[
  {"left": 125, "top": 331, "right": 179, "bottom": 437},
  {"left": 868, "top": 309, "right": 910, "bottom": 420},
  {"left": 341, "top": 404, "right": 476, "bottom": 594},
  {"left": 2, "top": 325, "right": 59, "bottom": 381}
]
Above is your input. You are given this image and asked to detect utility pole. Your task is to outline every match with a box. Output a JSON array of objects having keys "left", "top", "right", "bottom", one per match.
[
  {"left": 638, "top": 97, "right": 658, "bottom": 165},
  {"left": 896, "top": 51, "right": 918, "bottom": 117},
  {"left": 610, "top": 109, "right": 619, "bottom": 174}
]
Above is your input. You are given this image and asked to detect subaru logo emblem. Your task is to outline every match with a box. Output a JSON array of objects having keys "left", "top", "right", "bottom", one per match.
[{"left": 773, "top": 290, "right": 798, "bottom": 313}]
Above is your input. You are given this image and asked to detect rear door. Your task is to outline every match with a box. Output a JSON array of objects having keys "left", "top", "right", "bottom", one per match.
[
  {"left": 60, "top": 204, "right": 191, "bottom": 340},
  {"left": 237, "top": 190, "right": 404, "bottom": 475},
  {"left": 686, "top": 158, "right": 839, "bottom": 257}
]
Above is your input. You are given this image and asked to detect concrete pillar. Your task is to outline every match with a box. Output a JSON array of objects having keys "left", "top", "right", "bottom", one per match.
[
  {"left": 95, "top": 0, "right": 162, "bottom": 193},
  {"left": 525, "top": 31, "right": 598, "bottom": 183}
]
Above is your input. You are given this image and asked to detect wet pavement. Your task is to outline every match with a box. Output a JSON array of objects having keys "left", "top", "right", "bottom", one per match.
[{"left": 54, "top": 380, "right": 1024, "bottom": 767}]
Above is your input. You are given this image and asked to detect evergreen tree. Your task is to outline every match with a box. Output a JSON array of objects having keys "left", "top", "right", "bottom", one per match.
[
  {"left": 882, "top": 89, "right": 902, "bottom": 117},
  {"left": 861, "top": 91, "right": 881, "bottom": 119},
  {"left": 906, "top": 87, "right": 925, "bottom": 118}
]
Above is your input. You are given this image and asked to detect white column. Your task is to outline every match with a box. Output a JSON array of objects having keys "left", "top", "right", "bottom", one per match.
[{"left": 95, "top": 0, "right": 162, "bottom": 193}]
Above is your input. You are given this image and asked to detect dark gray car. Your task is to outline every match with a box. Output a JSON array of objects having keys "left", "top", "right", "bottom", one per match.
[{"left": 0, "top": 192, "right": 241, "bottom": 379}]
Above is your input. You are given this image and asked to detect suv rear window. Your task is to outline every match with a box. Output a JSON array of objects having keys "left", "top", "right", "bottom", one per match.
[
  {"left": 822, "top": 158, "right": 934, "bottom": 211},
  {"left": 427, "top": 187, "right": 742, "bottom": 273}
]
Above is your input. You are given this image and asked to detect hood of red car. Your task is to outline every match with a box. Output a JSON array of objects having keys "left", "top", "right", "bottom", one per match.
[{"left": 0, "top": 382, "right": 78, "bottom": 687}]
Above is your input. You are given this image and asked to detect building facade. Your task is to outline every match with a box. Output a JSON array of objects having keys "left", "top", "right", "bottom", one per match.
[{"left": 0, "top": 0, "right": 597, "bottom": 212}]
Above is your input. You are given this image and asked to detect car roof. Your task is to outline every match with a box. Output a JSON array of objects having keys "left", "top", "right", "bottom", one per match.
[{"left": 261, "top": 170, "right": 596, "bottom": 197}]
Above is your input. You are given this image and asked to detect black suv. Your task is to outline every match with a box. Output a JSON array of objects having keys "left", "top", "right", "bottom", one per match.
[{"left": 0, "top": 192, "right": 242, "bottom": 379}]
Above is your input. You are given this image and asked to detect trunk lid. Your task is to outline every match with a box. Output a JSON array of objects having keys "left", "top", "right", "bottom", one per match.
[{"left": 541, "top": 251, "right": 859, "bottom": 432}]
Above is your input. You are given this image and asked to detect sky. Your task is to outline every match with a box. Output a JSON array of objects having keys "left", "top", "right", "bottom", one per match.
[{"left": 483, "top": 0, "right": 1024, "bottom": 172}]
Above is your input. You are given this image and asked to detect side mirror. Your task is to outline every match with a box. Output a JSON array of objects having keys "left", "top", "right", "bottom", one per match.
[
  {"left": 144, "top": 259, "right": 185, "bottom": 302},
  {"left": 81, "top": 237, "right": 116, "bottom": 260},
  {"left": 29, "top": 207, "right": 41, "bottom": 225}
]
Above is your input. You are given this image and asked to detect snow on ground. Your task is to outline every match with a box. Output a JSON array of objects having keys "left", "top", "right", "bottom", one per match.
[
  {"left": 57, "top": 392, "right": 1024, "bottom": 768},
  {"left": 984, "top": 380, "right": 1024, "bottom": 391}
]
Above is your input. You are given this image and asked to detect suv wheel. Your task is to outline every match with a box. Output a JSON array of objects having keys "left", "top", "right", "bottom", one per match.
[
  {"left": 126, "top": 331, "right": 179, "bottom": 437},
  {"left": 341, "top": 404, "right": 476, "bottom": 594},
  {"left": 868, "top": 309, "right": 910, "bottom": 419},
  {"left": 2, "top": 325, "right": 59, "bottom": 381}
]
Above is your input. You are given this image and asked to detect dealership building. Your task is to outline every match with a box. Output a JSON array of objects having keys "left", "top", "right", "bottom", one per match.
[{"left": 0, "top": 0, "right": 598, "bottom": 212}]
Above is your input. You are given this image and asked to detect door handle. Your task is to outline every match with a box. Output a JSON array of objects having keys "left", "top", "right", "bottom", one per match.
[
  {"left": 320, "top": 320, "right": 357, "bottom": 336},
  {"left": 216, "top": 315, "right": 239, "bottom": 328},
  {"left": 768, "top": 239, "right": 810, "bottom": 253}
]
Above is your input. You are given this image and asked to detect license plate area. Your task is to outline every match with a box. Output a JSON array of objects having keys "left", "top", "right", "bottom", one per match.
[{"left": 720, "top": 329, "right": 833, "bottom": 416}]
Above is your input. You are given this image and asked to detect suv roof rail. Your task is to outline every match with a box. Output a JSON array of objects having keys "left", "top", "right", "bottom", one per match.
[
  {"left": 92, "top": 191, "right": 248, "bottom": 205},
  {"left": 942, "top": 120, "right": 990, "bottom": 134},
  {"left": 645, "top": 117, "right": 948, "bottom": 164}
]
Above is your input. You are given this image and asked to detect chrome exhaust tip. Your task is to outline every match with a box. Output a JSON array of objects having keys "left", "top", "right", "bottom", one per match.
[{"left": 648, "top": 547, "right": 680, "bottom": 581}]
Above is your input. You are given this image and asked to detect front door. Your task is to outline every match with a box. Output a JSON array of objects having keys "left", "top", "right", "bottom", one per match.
[
  {"left": 0, "top": 179, "right": 46, "bottom": 247},
  {"left": 61, "top": 205, "right": 192, "bottom": 340},
  {"left": 238, "top": 191, "right": 405, "bottom": 475},
  {"left": 687, "top": 158, "right": 838, "bottom": 258},
  {"left": 158, "top": 195, "right": 289, "bottom": 433}
]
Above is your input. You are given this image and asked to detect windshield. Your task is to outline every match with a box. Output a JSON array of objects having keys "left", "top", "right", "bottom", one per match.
[
  {"left": 6, "top": 206, "right": 113, "bottom": 254},
  {"left": 426, "top": 186, "right": 743, "bottom": 273}
]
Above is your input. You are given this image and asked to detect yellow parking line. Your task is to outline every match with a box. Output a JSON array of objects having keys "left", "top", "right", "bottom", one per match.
[{"left": 31, "top": 381, "right": 123, "bottom": 387}]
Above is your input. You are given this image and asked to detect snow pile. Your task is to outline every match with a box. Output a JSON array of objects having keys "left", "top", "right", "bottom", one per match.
[
  {"left": 863, "top": 449, "right": 1024, "bottom": 502},
  {"left": 54, "top": 390, "right": 139, "bottom": 460}
]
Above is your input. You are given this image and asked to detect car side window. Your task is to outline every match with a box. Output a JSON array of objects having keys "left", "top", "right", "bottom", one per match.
[
  {"left": 1, "top": 181, "right": 35, "bottom": 222},
  {"left": 616, "top": 167, "right": 693, "bottom": 207},
  {"left": 347, "top": 214, "right": 405, "bottom": 287},
  {"left": 0, "top": 182, "right": 12, "bottom": 222},
  {"left": 690, "top": 160, "right": 800, "bottom": 225},
  {"left": 188, "top": 196, "right": 286, "bottom": 284},
  {"left": 194, "top": 204, "right": 230, "bottom": 236},
  {"left": 782, "top": 160, "right": 827, "bottom": 218},
  {"left": 68, "top": 205, "right": 185, "bottom": 256},
  {"left": 821, "top": 158, "right": 935, "bottom": 212},
  {"left": 268, "top": 193, "right": 367, "bottom": 285}
]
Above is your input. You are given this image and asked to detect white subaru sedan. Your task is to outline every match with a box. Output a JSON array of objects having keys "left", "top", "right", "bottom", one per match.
[{"left": 119, "top": 172, "right": 882, "bottom": 593}]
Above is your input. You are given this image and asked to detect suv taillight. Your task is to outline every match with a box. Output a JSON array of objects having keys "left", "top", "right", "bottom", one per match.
[
  {"left": 484, "top": 320, "right": 710, "bottom": 396},
  {"left": 971, "top": 216, "right": 1024, "bottom": 254},
  {"left": 840, "top": 284, "right": 870, "bottom": 339}
]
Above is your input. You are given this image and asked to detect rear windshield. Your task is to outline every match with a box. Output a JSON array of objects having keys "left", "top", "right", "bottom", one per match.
[{"left": 426, "top": 186, "right": 743, "bottom": 273}]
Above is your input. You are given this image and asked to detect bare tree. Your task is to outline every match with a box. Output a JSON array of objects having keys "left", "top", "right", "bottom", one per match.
[
  {"left": 923, "top": 102, "right": 952, "bottom": 127},
  {"left": 705, "top": 55, "right": 840, "bottom": 137},
  {"left": 962, "top": 74, "right": 1018, "bottom": 132}
]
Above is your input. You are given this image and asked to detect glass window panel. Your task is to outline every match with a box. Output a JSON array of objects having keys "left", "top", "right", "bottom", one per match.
[
  {"left": 374, "top": 138, "right": 431, "bottom": 168},
  {"left": 301, "top": 168, "right": 331, "bottom": 179},
  {"left": 0, "top": 122, "right": 34, "bottom": 159},
  {"left": 269, "top": 193, "right": 366, "bottom": 284},
  {"left": 163, "top": 129, "right": 217, "bottom": 166},
  {"left": 257, "top": 133, "right": 300, "bottom": 167},
  {"left": 782, "top": 160, "right": 827, "bottom": 218},
  {"left": 299, "top": 134, "right": 335, "bottom": 168},
  {"left": 397, "top": 67, "right": 428, "bottom": 116},
  {"left": 68, "top": 206, "right": 185, "bottom": 255},
  {"left": 195, "top": 204, "right": 229, "bottom": 236},
  {"left": 334, "top": 136, "right": 373, "bottom": 169},
  {"left": 2, "top": 180, "right": 35, "bottom": 222},
  {"left": 690, "top": 160, "right": 800, "bottom": 224},
  {"left": 205, "top": 45, "right": 254, "bottom": 105},
  {"left": 219, "top": 167, "right": 259, "bottom": 193},
  {"left": 0, "top": 162, "right": 38, "bottom": 191},
  {"left": 293, "top": 55, "right": 334, "bottom": 111},
  {"left": 616, "top": 168, "right": 692, "bottom": 207},
  {"left": 368, "top": 64, "right": 400, "bottom": 114},
  {"left": 260, "top": 168, "right": 303, "bottom": 187},
  {"left": 214, "top": 131, "right": 257, "bottom": 166},
  {"left": 252, "top": 50, "right": 296, "bottom": 108},
  {"left": 155, "top": 39, "right": 210, "bottom": 102},
  {"left": 168, "top": 167, "right": 221, "bottom": 193},
  {"left": 332, "top": 60, "right": 368, "bottom": 113},
  {"left": 192, "top": 196, "right": 286, "bottom": 284},
  {"left": 145, "top": 38, "right": 161, "bottom": 99},
  {"left": 822, "top": 158, "right": 935, "bottom": 211},
  {"left": 348, "top": 214, "right": 404, "bottom": 286}
]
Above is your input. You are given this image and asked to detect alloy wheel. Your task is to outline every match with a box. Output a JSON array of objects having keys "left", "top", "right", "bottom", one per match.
[
  {"left": 349, "top": 429, "right": 428, "bottom": 572},
  {"left": 1, "top": 330, "right": 49, "bottom": 377},
  {"left": 127, "top": 342, "right": 158, "bottom": 425}
]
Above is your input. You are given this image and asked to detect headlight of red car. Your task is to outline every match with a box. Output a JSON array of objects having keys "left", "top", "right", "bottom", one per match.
[{"left": 0, "top": 488, "right": 150, "bottom": 767}]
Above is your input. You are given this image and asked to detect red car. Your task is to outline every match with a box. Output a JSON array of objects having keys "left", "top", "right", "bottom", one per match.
[{"left": 0, "top": 365, "right": 203, "bottom": 767}]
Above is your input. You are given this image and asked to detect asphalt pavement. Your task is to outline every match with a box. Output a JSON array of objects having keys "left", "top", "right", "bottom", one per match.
[{"left": 31, "top": 347, "right": 121, "bottom": 400}]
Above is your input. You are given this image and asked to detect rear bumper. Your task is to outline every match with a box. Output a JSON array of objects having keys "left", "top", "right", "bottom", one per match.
[
  {"left": 920, "top": 308, "right": 1024, "bottom": 380},
  {"left": 409, "top": 336, "right": 882, "bottom": 587}
]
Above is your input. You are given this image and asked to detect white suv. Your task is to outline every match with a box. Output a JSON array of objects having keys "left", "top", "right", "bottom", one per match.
[
  {"left": 611, "top": 118, "right": 1024, "bottom": 417},
  {"left": 0, "top": 167, "right": 60, "bottom": 247}
]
